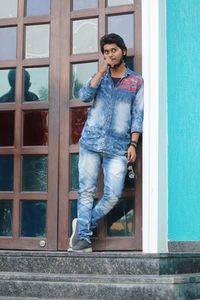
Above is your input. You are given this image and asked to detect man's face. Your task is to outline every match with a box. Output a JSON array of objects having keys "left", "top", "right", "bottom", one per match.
[{"left": 103, "top": 43, "right": 125, "bottom": 68}]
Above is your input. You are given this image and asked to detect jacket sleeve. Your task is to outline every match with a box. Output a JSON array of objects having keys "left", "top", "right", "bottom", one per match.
[
  {"left": 79, "top": 76, "right": 102, "bottom": 103},
  {"left": 131, "top": 81, "right": 144, "bottom": 133}
]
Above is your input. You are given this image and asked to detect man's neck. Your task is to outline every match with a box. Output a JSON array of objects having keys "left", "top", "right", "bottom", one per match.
[{"left": 110, "top": 63, "right": 127, "bottom": 78}]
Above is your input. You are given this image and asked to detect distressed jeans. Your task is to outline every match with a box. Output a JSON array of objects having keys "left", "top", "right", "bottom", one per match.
[{"left": 78, "top": 146, "right": 127, "bottom": 242}]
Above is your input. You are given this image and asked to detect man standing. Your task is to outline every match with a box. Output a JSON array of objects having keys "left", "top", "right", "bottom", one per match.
[{"left": 68, "top": 33, "right": 144, "bottom": 252}]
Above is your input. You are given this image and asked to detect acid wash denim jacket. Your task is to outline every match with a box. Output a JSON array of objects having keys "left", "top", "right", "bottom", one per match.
[{"left": 79, "top": 67, "right": 144, "bottom": 156}]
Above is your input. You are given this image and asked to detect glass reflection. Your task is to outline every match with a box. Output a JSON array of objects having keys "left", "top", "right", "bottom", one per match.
[
  {"left": 69, "top": 200, "right": 77, "bottom": 235},
  {"left": 23, "top": 67, "right": 49, "bottom": 102},
  {"left": 72, "top": 62, "right": 98, "bottom": 98},
  {"left": 0, "top": 69, "right": 16, "bottom": 103},
  {"left": 71, "top": 108, "right": 88, "bottom": 144},
  {"left": 107, "top": 0, "right": 134, "bottom": 6},
  {"left": 126, "top": 57, "right": 134, "bottom": 71},
  {"left": 26, "top": 0, "right": 51, "bottom": 16},
  {"left": 0, "top": 0, "right": 17, "bottom": 19},
  {"left": 124, "top": 162, "right": 136, "bottom": 189},
  {"left": 70, "top": 154, "right": 79, "bottom": 191},
  {"left": 0, "top": 27, "right": 16, "bottom": 60},
  {"left": 23, "top": 111, "right": 48, "bottom": 146},
  {"left": 22, "top": 155, "right": 48, "bottom": 191},
  {"left": 0, "top": 111, "right": 14, "bottom": 146},
  {"left": 20, "top": 200, "right": 46, "bottom": 237},
  {"left": 73, "top": 18, "right": 98, "bottom": 54},
  {"left": 0, "top": 201, "right": 12, "bottom": 236},
  {"left": 25, "top": 24, "right": 49, "bottom": 59},
  {"left": 73, "top": 0, "right": 98, "bottom": 10},
  {"left": 0, "top": 155, "right": 14, "bottom": 191},
  {"left": 107, "top": 198, "right": 135, "bottom": 236},
  {"left": 108, "top": 14, "right": 134, "bottom": 48}
]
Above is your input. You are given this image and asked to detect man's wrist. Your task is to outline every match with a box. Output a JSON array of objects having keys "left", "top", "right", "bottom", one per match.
[
  {"left": 130, "top": 140, "right": 138, "bottom": 147},
  {"left": 128, "top": 142, "right": 137, "bottom": 150},
  {"left": 98, "top": 68, "right": 105, "bottom": 76}
]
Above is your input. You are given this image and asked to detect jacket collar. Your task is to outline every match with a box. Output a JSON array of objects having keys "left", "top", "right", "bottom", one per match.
[{"left": 106, "top": 66, "right": 131, "bottom": 78}]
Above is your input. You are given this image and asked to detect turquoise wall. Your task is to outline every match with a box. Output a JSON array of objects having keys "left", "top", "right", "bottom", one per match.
[{"left": 167, "top": 0, "right": 200, "bottom": 240}]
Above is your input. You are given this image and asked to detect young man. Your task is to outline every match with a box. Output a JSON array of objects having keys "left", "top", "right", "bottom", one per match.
[{"left": 68, "top": 33, "right": 144, "bottom": 252}]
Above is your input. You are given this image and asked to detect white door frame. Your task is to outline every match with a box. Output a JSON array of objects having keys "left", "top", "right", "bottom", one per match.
[{"left": 142, "top": 0, "right": 168, "bottom": 253}]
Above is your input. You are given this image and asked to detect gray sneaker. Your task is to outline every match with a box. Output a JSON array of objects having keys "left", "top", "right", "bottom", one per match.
[
  {"left": 68, "top": 218, "right": 79, "bottom": 251},
  {"left": 71, "top": 239, "right": 92, "bottom": 252}
]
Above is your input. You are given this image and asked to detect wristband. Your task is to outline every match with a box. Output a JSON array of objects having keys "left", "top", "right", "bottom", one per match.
[{"left": 129, "top": 143, "right": 137, "bottom": 150}]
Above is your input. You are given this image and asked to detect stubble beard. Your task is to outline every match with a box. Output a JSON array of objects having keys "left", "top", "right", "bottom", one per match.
[{"left": 110, "top": 55, "right": 124, "bottom": 69}]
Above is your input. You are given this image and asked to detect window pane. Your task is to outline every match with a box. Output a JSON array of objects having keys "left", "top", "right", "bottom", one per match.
[
  {"left": 108, "top": 14, "right": 134, "bottom": 48},
  {"left": 72, "top": 62, "right": 98, "bottom": 98},
  {"left": 23, "top": 111, "right": 48, "bottom": 146},
  {"left": 20, "top": 200, "right": 46, "bottom": 237},
  {"left": 70, "top": 154, "right": 79, "bottom": 191},
  {"left": 23, "top": 67, "right": 49, "bottom": 102},
  {"left": 69, "top": 200, "right": 77, "bottom": 236},
  {"left": 0, "top": 111, "right": 15, "bottom": 146},
  {"left": 0, "top": 201, "right": 12, "bottom": 236},
  {"left": 71, "top": 108, "right": 88, "bottom": 144},
  {"left": 25, "top": 24, "right": 49, "bottom": 59},
  {"left": 107, "top": 0, "right": 134, "bottom": 6},
  {"left": 0, "top": 0, "right": 17, "bottom": 19},
  {"left": 73, "top": 18, "right": 98, "bottom": 54},
  {"left": 107, "top": 198, "right": 135, "bottom": 236},
  {"left": 126, "top": 57, "right": 134, "bottom": 71},
  {"left": 22, "top": 155, "right": 48, "bottom": 191},
  {"left": 0, "top": 27, "right": 16, "bottom": 60},
  {"left": 73, "top": 0, "right": 98, "bottom": 10},
  {"left": 0, "top": 69, "right": 16, "bottom": 103},
  {"left": 26, "top": 0, "right": 51, "bottom": 16},
  {"left": 124, "top": 162, "right": 136, "bottom": 190},
  {"left": 0, "top": 155, "right": 14, "bottom": 191}
]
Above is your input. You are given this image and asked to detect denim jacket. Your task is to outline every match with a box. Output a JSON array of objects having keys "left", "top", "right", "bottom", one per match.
[{"left": 79, "top": 68, "right": 144, "bottom": 156}]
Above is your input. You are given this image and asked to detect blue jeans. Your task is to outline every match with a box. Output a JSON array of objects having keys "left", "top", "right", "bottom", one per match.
[{"left": 78, "top": 146, "right": 127, "bottom": 242}]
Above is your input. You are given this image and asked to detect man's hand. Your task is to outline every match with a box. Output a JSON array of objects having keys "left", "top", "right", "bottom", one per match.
[
  {"left": 98, "top": 57, "right": 115, "bottom": 75},
  {"left": 91, "top": 58, "right": 115, "bottom": 87},
  {"left": 127, "top": 146, "right": 136, "bottom": 163}
]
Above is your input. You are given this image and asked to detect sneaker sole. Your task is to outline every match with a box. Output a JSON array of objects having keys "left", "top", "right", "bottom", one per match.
[{"left": 67, "top": 247, "right": 92, "bottom": 253}]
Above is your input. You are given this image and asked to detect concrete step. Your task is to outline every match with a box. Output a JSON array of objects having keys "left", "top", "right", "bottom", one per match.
[
  {"left": 0, "top": 298, "right": 87, "bottom": 300},
  {"left": 1, "top": 250, "right": 200, "bottom": 275},
  {"left": 0, "top": 272, "right": 200, "bottom": 299},
  {"left": 0, "top": 298, "right": 74, "bottom": 300},
  {"left": 0, "top": 298, "right": 85, "bottom": 300}
]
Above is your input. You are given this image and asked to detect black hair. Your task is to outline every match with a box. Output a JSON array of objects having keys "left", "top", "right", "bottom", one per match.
[{"left": 100, "top": 33, "right": 127, "bottom": 61}]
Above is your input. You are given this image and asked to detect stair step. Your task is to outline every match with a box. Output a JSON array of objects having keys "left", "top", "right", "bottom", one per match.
[
  {"left": 1, "top": 251, "right": 200, "bottom": 299},
  {"left": 0, "top": 298, "right": 85, "bottom": 300},
  {"left": 1, "top": 250, "right": 200, "bottom": 275},
  {"left": 1, "top": 271, "right": 200, "bottom": 285},
  {"left": 0, "top": 272, "right": 200, "bottom": 299},
  {"left": 0, "top": 298, "right": 71, "bottom": 300}
]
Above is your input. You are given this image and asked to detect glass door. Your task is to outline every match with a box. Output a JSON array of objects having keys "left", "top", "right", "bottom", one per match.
[
  {"left": 0, "top": 0, "right": 142, "bottom": 251},
  {"left": 0, "top": 0, "right": 60, "bottom": 250},
  {"left": 58, "top": 0, "right": 142, "bottom": 250}
]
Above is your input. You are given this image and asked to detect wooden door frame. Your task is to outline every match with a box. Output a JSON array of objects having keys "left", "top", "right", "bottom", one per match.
[{"left": 0, "top": 0, "right": 60, "bottom": 250}]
